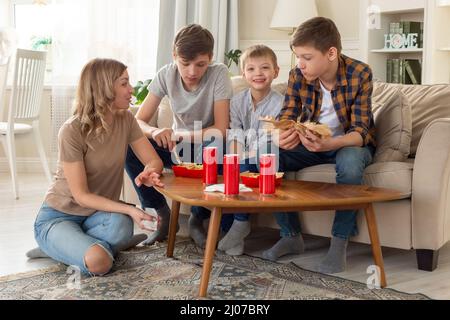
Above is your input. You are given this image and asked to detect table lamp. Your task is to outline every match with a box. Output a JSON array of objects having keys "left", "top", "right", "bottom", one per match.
[{"left": 270, "top": 0, "right": 318, "bottom": 68}]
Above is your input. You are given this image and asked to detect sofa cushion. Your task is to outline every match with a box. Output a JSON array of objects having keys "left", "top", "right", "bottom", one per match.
[
  {"left": 292, "top": 161, "right": 412, "bottom": 198},
  {"left": 295, "top": 164, "right": 336, "bottom": 183},
  {"left": 372, "top": 86, "right": 412, "bottom": 162},
  {"left": 362, "top": 161, "right": 413, "bottom": 198},
  {"left": 157, "top": 96, "right": 173, "bottom": 129},
  {"left": 374, "top": 81, "right": 450, "bottom": 156}
]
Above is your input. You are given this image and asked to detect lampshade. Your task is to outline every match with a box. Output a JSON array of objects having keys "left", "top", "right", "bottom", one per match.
[
  {"left": 270, "top": 0, "right": 318, "bottom": 31},
  {"left": 32, "top": 0, "right": 48, "bottom": 5}
]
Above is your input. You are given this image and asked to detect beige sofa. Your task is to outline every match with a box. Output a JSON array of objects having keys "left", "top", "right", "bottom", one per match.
[{"left": 123, "top": 77, "right": 450, "bottom": 271}]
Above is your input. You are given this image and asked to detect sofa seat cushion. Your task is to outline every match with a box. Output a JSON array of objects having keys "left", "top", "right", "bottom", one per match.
[
  {"left": 294, "top": 164, "right": 336, "bottom": 183},
  {"left": 363, "top": 161, "right": 413, "bottom": 198},
  {"left": 289, "top": 161, "right": 412, "bottom": 199}
]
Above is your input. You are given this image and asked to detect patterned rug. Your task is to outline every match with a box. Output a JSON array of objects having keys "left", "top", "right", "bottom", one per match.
[{"left": 0, "top": 240, "right": 430, "bottom": 300}]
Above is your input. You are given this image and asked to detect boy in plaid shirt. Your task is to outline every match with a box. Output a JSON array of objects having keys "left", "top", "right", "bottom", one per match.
[{"left": 264, "top": 17, "right": 376, "bottom": 274}]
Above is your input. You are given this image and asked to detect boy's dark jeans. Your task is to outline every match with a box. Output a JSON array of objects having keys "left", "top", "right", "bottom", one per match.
[{"left": 275, "top": 144, "right": 375, "bottom": 239}]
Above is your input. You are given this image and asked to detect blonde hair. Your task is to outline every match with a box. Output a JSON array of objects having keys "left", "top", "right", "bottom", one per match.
[
  {"left": 73, "top": 58, "right": 127, "bottom": 142},
  {"left": 240, "top": 45, "right": 278, "bottom": 72}
]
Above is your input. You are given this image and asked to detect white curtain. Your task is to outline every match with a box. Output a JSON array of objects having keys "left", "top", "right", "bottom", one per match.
[
  {"left": 50, "top": 0, "right": 160, "bottom": 155},
  {"left": 156, "top": 0, "right": 239, "bottom": 72}
]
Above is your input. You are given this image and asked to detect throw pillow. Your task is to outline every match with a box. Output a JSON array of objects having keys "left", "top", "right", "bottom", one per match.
[
  {"left": 372, "top": 86, "right": 412, "bottom": 162},
  {"left": 156, "top": 96, "right": 174, "bottom": 129}
]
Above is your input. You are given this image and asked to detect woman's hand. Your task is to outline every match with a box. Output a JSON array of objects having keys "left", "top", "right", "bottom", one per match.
[
  {"left": 128, "top": 206, "right": 157, "bottom": 231},
  {"left": 135, "top": 166, "right": 164, "bottom": 188},
  {"left": 151, "top": 128, "right": 176, "bottom": 150}
]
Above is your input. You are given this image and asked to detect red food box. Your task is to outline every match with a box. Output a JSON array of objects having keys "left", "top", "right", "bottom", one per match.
[
  {"left": 172, "top": 163, "right": 203, "bottom": 178},
  {"left": 240, "top": 172, "right": 284, "bottom": 188}
]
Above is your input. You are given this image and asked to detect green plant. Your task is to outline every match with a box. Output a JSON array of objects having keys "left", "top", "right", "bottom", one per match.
[
  {"left": 132, "top": 79, "right": 152, "bottom": 105},
  {"left": 31, "top": 36, "right": 52, "bottom": 50},
  {"left": 225, "top": 49, "right": 242, "bottom": 69}
]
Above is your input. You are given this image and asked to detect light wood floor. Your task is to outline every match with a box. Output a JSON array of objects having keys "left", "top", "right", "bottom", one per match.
[{"left": 1, "top": 173, "right": 450, "bottom": 299}]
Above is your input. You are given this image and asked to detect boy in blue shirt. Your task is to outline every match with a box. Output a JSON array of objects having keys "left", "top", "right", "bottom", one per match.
[{"left": 218, "top": 45, "right": 284, "bottom": 255}]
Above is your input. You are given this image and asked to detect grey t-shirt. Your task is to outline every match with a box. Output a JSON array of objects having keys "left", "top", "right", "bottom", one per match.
[
  {"left": 148, "top": 62, "right": 233, "bottom": 131},
  {"left": 229, "top": 88, "right": 283, "bottom": 155}
]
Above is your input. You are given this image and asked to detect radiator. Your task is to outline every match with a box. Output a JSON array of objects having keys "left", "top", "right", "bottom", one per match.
[{"left": 50, "top": 86, "right": 76, "bottom": 155}]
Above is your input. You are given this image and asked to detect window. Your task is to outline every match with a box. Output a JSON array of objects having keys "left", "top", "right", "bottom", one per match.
[
  {"left": 12, "top": 0, "right": 53, "bottom": 50},
  {"left": 7, "top": 0, "right": 160, "bottom": 85}
]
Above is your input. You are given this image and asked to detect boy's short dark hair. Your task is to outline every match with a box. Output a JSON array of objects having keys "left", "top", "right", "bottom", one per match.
[
  {"left": 290, "top": 17, "right": 342, "bottom": 54},
  {"left": 173, "top": 24, "right": 214, "bottom": 61},
  {"left": 240, "top": 45, "right": 278, "bottom": 71}
]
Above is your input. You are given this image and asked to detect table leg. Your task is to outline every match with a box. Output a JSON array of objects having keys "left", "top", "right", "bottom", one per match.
[
  {"left": 199, "top": 207, "right": 222, "bottom": 297},
  {"left": 166, "top": 200, "right": 180, "bottom": 257},
  {"left": 365, "top": 203, "right": 387, "bottom": 288}
]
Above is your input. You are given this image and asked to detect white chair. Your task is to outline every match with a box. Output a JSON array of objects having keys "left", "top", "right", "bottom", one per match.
[
  {"left": 0, "top": 49, "right": 52, "bottom": 199},
  {"left": 0, "top": 56, "right": 9, "bottom": 113}
]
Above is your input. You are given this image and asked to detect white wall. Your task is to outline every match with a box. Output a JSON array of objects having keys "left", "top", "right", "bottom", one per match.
[
  {"left": 238, "top": 0, "right": 362, "bottom": 81},
  {"left": 239, "top": 0, "right": 361, "bottom": 41},
  {"left": 0, "top": 0, "right": 10, "bottom": 28}
]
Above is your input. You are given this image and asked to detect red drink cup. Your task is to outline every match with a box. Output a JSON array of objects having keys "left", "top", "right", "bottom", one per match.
[
  {"left": 223, "top": 154, "right": 240, "bottom": 195},
  {"left": 259, "top": 154, "right": 276, "bottom": 195},
  {"left": 203, "top": 147, "right": 218, "bottom": 185}
]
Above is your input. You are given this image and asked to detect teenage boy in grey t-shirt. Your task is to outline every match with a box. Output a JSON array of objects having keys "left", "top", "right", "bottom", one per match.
[
  {"left": 217, "top": 45, "right": 283, "bottom": 256},
  {"left": 125, "top": 24, "right": 233, "bottom": 247}
]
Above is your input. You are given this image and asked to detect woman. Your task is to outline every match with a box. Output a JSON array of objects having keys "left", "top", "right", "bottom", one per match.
[{"left": 28, "top": 58, "right": 164, "bottom": 276}]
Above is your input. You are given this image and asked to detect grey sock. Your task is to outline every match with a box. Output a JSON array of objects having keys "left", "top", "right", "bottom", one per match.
[
  {"left": 26, "top": 247, "right": 49, "bottom": 259},
  {"left": 262, "top": 234, "right": 305, "bottom": 262},
  {"left": 317, "top": 236, "right": 348, "bottom": 274},
  {"left": 116, "top": 233, "right": 148, "bottom": 252},
  {"left": 188, "top": 215, "right": 206, "bottom": 248},
  {"left": 143, "top": 204, "right": 178, "bottom": 246},
  {"left": 225, "top": 243, "right": 244, "bottom": 256},
  {"left": 218, "top": 220, "right": 251, "bottom": 252}
]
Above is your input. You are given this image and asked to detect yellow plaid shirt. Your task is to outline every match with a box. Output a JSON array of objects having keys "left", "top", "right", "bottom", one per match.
[{"left": 279, "top": 54, "right": 376, "bottom": 147}]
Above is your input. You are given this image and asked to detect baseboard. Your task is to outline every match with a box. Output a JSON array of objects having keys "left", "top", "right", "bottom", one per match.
[{"left": 0, "top": 157, "right": 57, "bottom": 174}]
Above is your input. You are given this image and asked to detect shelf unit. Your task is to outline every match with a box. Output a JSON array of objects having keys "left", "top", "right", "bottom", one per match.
[
  {"left": 371, "top": 48, "right": 423, "bottom": 53},
  {"left": 360, "top": 0, "right": 450, "bottom": 84}
]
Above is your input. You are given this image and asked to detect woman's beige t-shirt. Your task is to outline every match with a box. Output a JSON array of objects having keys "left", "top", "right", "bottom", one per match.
[{"left": 44, "top": 110, "right": 144, "bottom": 216}]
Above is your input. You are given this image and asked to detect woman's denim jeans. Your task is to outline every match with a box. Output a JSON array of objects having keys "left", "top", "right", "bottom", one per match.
[
  {"left": 275, "top": 145, "right": 374, "bottom": 239},
  {"left": 34, "top": 203, "right": 134, "bottom": 275}
]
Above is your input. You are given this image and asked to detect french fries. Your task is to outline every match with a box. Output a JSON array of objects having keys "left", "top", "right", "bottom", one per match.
[{"left": 180, "top": 163, "right": 203, "bottom": 170}]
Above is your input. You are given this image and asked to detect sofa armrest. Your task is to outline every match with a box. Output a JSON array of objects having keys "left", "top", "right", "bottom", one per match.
[{"left": 412, "top": 118, "right": 450, "bottom": 249}]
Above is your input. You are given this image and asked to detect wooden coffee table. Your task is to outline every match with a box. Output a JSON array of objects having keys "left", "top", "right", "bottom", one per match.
[{"left": 155, "top": 174, "right": 403, "bottom": 297}]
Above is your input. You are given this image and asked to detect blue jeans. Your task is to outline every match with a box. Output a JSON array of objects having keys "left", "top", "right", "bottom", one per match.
[
  {"left": 34, "top": 203, "right": 134, "bottom": 275},
  {"left": 275, "top": 145, "right": 375, "bottom": 239}
]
